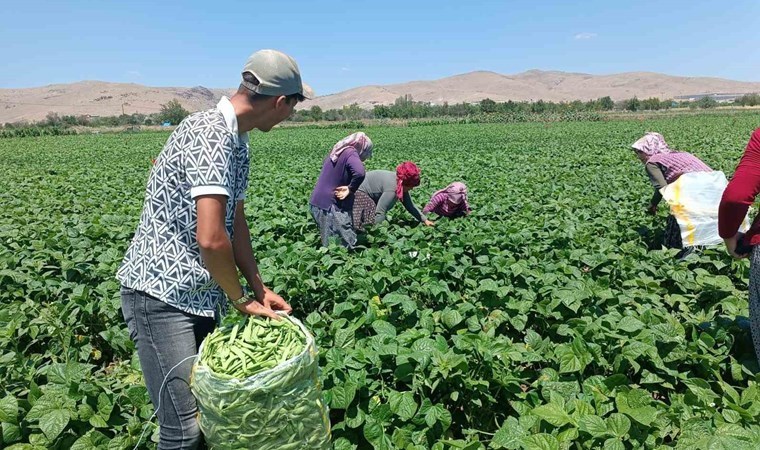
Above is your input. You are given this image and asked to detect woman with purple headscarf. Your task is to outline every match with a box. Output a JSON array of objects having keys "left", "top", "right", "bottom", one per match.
[
  {"left": 423, "top": 182, "right": 471, "bottom": 219},
  {"left": 309, "top": 132, "right": 373, "bottom": 248},
  {"left": 631, "top": 132, "right": 712, "bottom": 250}
]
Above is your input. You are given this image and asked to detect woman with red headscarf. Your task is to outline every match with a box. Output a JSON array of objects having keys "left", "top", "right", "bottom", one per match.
[
  {"left": 719, "top": 128, "right": 760, "bottom": 362},
  {"left": 353, "top": 161, "right": 435, "bottom": 229}
]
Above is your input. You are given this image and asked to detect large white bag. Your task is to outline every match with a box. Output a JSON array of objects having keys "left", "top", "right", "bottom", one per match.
[
  {"left": 661, "top": 171, "right": 750, "bottom": 247},
  {"left": 191, "top": 315, "right": 331, "bottom": 450}
]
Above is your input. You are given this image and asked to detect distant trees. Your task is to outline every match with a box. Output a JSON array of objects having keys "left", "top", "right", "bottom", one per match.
[
  {"left": 309, "top": 106, "right": 323, "bottom": 121},
  {"left": 598, "top": 96, "right": 615, "bottom": 111},
  {"left": 12, "top": 90, "right": 759, "bottom": 133},
  {"left": 158, "top": 99, "right": 190, "bottom": 125},
  {"left": 480, "top": 98, "right": 497, "bottom": 113},
  {"left": 640, "top": 97, "right": 662, "bottom": 111},
  {"left": 286, "top": 94, "right": 698, "bottom": 122},
  {"left": 697, "top": 96, "right": 718, "bottom": 109},
  {"left": 623, "top": 97, "right": 641, "bottom": 112},
  {"left": 735, "top": 93, "right": 760, "bottom": 106}
]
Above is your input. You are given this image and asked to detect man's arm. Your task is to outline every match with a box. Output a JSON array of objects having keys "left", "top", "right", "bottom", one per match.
[
  {"left": 232, "top": 200, "right": 291, "bottom": 313},
  {"left": 196, "top": 195, "right": 244, "bottom": 299},
  {"left": 196, "top": 196, "right": 280, "bottom": 318}
]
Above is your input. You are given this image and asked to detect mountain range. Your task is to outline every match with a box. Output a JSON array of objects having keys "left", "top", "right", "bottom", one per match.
[{"left": 2, "top": 70, "right": 760, "bottom": 123}]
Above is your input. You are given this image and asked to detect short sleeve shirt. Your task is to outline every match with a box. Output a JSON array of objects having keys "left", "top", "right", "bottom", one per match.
[{"left": 117, "top": 97, "right": 249, "bottom": 317}]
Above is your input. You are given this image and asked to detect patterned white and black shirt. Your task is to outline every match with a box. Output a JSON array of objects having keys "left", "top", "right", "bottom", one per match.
[{"left": 117, "top": 97, "right": 250, "bottom": 317}]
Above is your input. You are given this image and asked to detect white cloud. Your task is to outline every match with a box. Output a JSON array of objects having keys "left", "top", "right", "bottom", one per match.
[
  {"left": 127, "top": 70, "right": 142, "bottom": 77},
  {"left": 574, "top": 32, "right": 597, "bottom": 40},
  {"left": 341, "top": 67, "right": 351, "bottom": 72}
]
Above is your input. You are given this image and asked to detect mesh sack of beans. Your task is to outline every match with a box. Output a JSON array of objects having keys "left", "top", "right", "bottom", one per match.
[{"left": 191, "top": 314, "right": 330, "bottom": 449}]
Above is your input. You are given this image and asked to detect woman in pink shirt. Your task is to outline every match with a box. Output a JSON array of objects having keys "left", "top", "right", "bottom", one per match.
[
  {"left": 423, "top": 182, "right": 471, "bottom": 219},
  {"left": 631, "top": 132, "right": 712, "bottom": 251}
]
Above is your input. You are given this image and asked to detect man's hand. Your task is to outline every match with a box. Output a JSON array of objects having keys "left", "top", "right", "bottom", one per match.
[
  {"left": 646, "top": 204, "right": 658, "bottom": 216},
  {"left": 233, "top": 298, "right": 280, "bottom": 320},
  {"left": 423, "top": 219, "right": 435, "bottom": 227},
  {"left": 261, "top": 288, "right": 292, "bottom": 314},
  {"left": 724, "top": 233, "right": 750, "bottom": 259},
  {"left": 334, "top": 186, "right": 350, "bottom": 201}
]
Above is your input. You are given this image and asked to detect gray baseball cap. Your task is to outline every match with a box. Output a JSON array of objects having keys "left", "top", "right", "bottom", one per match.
[{"left": 241, "top": 49, "right": 313, "bottom": 99}]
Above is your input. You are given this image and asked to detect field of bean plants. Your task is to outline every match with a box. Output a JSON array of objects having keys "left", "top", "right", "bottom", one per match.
[{"left": 1, "top": 112, "right": 760, "bottom": 449}]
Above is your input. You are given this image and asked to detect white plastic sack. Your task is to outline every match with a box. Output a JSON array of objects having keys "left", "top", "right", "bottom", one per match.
[
  {"left": 661, "top": 171, "right": 750, "bottom": 247},
  {"left": 190, "top": 315, "right": 331, "bottom": 450}
]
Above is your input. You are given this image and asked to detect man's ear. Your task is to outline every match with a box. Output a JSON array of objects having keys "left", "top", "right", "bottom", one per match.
[{"left": 274, "top": 95, "right": 290, "bottom": 110}]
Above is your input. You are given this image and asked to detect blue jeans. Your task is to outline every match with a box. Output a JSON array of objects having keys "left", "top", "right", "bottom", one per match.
[{"left": 121, "top": 287, "right": 215, "bottom": 449}]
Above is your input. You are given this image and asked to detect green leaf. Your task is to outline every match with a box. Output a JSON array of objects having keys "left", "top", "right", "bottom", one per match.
[
  {"left": 388, "top": 391, "right": 418, "bottom": 421},
  {"left": 71, "top": 430, "right": 110, "bottom": 450},
  {"left": 2, "top": 422, "right": 22, "bottom": 444},
  {"left": 126, "top": 386, "right": 149, "bottom": 407},
  {"left": 0, "top": 396, "right": 18, "bottom": 424},
  {"left": 362, "top": 416, "right": 392, "bottom": 449},
  {"left": 579, "top": 415, "right": 608, "bottom": 438},
  {"left": 425, "top": 404, "right": 452, "bottom": 430},
  {"left": 603, "top": 438, "right": 625, "bottom": 450},
  {"left": 24, "top": 396, "right": 55, "bottom": 421},
  {"left": 334, "top": 327, "right": 355, "bottom": 349},
  {"left": 77, "top": 403, "right": 95, "bottom": 421},
  {"left": 617, "top": 316, "right": 644, "bottom": 333},
  {"left": 684, "top": 379, "right": 720, "bottom": 405},
  {"left": 98, "top": 392, "right": 113, "bottom": 420},
  {"left": 370, "top": 403, "right": 393, "bottom": 423},
  {"left": 715, "top": 423, "right": 754, "bottom": 441},
  {"left": 89, "top": 414, "right": 108, "bottom": 428},
  {"left": 107, "top": 435, "right": 131, "bottom": 450},
  {"left": 531, "top": 403, "right": 573, "bottom": 427},
  {"left": 39, "top": 409, "right": 69, "bottom": 441},
  {"left": 333, "top": 437, "right": 358, "bottom": 450},
  {"left": 28, "top": 433, "right": 49, "bottom": 447},
  {"left": 572, "top": 399, "right": 595, "bottom": 419},
  {"left": 372, "top": 320, "right": 397, "bottom": 339},
  {"left": 6, "top": 443, "right": 40, "bottom": 450},
  {"left": 555, "top": 338, "right": 592, "bottom": 374},
  {"left": 344, "top": 404, "right": 365, "bottom": 429},
  {"left": 441, "top": 309, "right": 464, "bottom": 329},
  {"left": 722, "top": 409, "right": 742, "bottom": 424},
  {"left": 390, "top": 428, "right": 413, "bottom": 448},
  {"left": 520, "top": 433, "right": 559, "bottom": 450},
  {"left": 605, "top": 413, "right": 630, "bottom": 438},
  {"left": 330, "top": 381, "right": 357, "bottom": 409},
  {"left": 615, "top": 390, "right": 658, "bottom": 426},
  {"left": 491, "top": 417, "right": 525, "bottom": 449},
  {"left": 557, "top": 427, "right": 579, "bottom": 444}
]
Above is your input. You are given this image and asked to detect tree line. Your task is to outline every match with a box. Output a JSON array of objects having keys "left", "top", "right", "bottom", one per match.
[
  {"left": 289, "top": 93, "right": 760, "bottom": 122},
  {"left": 3, "top": 93, "right": 759, "bottom": 137}
]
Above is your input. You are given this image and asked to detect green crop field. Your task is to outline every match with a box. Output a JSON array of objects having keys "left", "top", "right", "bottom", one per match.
[{"left": 1, "top": 113, "right": 760, "bottom": 449}]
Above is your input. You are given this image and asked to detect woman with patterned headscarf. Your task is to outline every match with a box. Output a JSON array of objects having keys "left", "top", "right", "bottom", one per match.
[
  {"left": 423, "top": 182, "right": 471, "bottom": 219},
  {"left": 309, "top": 132, "right": 373, "bottom": 248},
  {"left": 353, "top": 161, "right": 435, "bottom": 230},
  {"left": 631, "top": 132, "right": 712, "bottom": 249}
]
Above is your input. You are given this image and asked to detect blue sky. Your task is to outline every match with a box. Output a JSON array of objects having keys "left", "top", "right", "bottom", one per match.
[{"left": 3, "top": 0, "right": 759, "bottom": 95}]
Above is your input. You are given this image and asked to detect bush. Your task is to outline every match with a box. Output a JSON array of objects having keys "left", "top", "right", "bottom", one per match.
[
  {"left": 158, "top": 99, "right": 190, "bottom": 125},
  {"left": 697, "top": 96, "right": 718, "bottom": 109}
]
